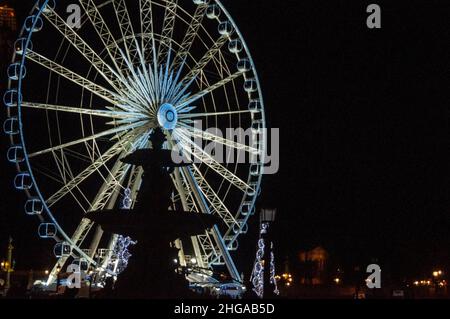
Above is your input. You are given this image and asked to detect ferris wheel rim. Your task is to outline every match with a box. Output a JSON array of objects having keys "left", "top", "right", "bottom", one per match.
[{"left": 6, "top": 0, "right": 266, "bottom": 283}]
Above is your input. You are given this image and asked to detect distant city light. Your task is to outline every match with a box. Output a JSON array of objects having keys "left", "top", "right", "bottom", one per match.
[
  {"left": 433, "top": 270, "right": 443, "bottom": 277},
  {"left": 276, "top": 273, "right": 293, "bottom": 288},
  {"left": 0, "top": 5, "right": 17, "bottom": 31}
]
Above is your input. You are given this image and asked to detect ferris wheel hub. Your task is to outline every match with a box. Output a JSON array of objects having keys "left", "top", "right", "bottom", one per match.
[{"left": 157, "top": 103, "right": 178, "bottom": 130}]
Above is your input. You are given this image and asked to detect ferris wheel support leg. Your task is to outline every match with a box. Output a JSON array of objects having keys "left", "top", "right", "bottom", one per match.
[
  {"left": 190, "top": 235, "right": 205, "bottom": 269},
  {"left": 88, "top": 225, "right": 104, "bottom": 260},
  {"left": 172, "top": 167, "right": 205, "bottom": 269},
  {"left": 96, "top": 145, "right": 150, "bottom": 274},
  {"left": 181, "top": 167, "right": 240, "bottom": 282},
  {"left": 171, "top": 167, "right": 194, "bottom": 268},
  {"left": 210, "top": 225, "right": 240, "bottom": 283},
  {"left": 174, "top": 239, "right": 187, "bottom": 268},
  {"left": 99, "top": 234, "right": 119, "bottom": 272}
]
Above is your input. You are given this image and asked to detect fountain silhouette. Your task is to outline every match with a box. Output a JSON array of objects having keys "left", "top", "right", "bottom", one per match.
[{"left": 86, "top": 128, "right": 221, "bottom": 298}]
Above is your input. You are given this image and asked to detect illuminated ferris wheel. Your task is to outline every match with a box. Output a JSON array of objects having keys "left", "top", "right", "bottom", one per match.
[{"left": 4, "top": 0, "right": 266, "bottom": 287}]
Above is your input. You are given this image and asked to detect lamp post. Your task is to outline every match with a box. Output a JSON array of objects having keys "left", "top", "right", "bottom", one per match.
[
  {"left": 262, "top": 209, "right": 278, "bottom": 298},
  {"left": 432, "top": 270, "right": 443, "bottom": 296},
  {"left": 55, "top": 264, "right": 61, "bottom": 293},
  {"left": 4, "top": 236, "right": 13, "bottom": 295},
  {"left": 251, "top": 209, "right": 279, "bottom": 298}
]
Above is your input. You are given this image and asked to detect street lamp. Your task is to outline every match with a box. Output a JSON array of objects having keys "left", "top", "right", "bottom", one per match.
[{"left": 432, "top": 270, "right": 444, "bottom": 296}]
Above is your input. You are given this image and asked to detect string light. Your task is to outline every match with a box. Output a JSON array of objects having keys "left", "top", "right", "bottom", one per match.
[
  {"left": 106, "top": 188, "right": 136, "bottom": 275},
  {"left": 251, "top": 238, "right": 265, "bottom": 298},
  {"left": 121, "top": 188, "right": 133, "bottom": 210},
  {"left": 270, "top": 245, "right": 279, "bottom": 295},
  {"left": 112, "top": 235, "right": 137, "bottom": 274}
]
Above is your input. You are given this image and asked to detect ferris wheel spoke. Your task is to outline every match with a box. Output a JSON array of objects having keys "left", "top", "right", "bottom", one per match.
[
  {"left": 126, "top": 166, "right": 144, "bottom": 204},
  {"left": 162, "top": 52, "right": 175, "bottom": 101},
  {"left": 64, "top": 148, "right": 94, "bottom": 163},
  {"left": 33, "top": 163, "right": 65, "bottom": 184},
  {"left": 118, "top": 49, "right": 156, "bottom": 108},
  {"left": 78, "top": 0, "right": 128, "bottom": 74},
  {"left": 112, "top": 0, "right": 139, "bottom": 64},
  {"left": 177, "top": 124, "right": 258, "bottom": 154},
  {"left": 28, "top": 122, "right": 143, "bottom": 159},
  {"left": 25, "top": 50, "right": 121, "bottom": 105},
  {"left": 178, "top": 109, "right": 250, "bottom": 119},
  {"left": 135, "top": 43, "right": 159, "bottom": 107},
  {"left": 46, "top": 129, "right": 146, "bottom": 208},
  {"left": 171, "top": 2, "right": 208, "bottom": 72},
  {"left": 90, "top": 159, "right": 130, "bottom": 212},
  {"left": 158, "top": 0, "right": 178, "bottom": 66},
  {"left": 172, "top": 168, "right": 197, "bottom": 212},
  {"left": 181, "top": 35, "right": 229, "bottom": 86},
  {"left": 139, "top": 0, "right": 156, "bottom": 61},
  {"left": 92, "top": 157, "right": 140, "bottom": 212},
  {"left": 175, "top": 132, "right": 252, "bottom": 192},
  {"left": 197, "top": 232, "right": 218, "bottom": 263},
  {"left": 51, "top": 149, "right": 75, "bottom": 186},
  {"left": 21, "top": 101, "right": 139, "bottom": 119},
  {"left": 113, "top": 76, "right": 155, "bottom": 114},
  {"left": 42, "top": 7, "right": 125, "bottom": 91},
  {"left": 175, "top": 71, "right": 243, "bottom": 110},
  {"left": 190, "top": 164, "right": 238, "bottom": 228}
]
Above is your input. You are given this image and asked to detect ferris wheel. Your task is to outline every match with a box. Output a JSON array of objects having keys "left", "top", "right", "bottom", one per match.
[{"left": 4, "top": 0, "right": 266, "bottom": 287}]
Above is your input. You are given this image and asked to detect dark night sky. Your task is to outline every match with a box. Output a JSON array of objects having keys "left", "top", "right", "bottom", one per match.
[{"left": 1, "top": 0, "right": 450, "bottom": 282}]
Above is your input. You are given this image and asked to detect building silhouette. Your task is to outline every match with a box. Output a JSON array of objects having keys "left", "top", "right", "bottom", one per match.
[
  {"left": 0, "top": 3, "right": 17, "bottom": 31},
  {"left": 298, "top": 246, "right": 329, "bottom": 285},
  {"left": 0, "top": 2, "right": 17, "bottom": 90}
]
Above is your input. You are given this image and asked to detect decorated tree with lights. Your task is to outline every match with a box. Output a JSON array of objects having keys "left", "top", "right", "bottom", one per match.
[{"left": 250, "top": 209, "right": 279, "bottom": 298}]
